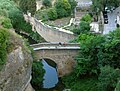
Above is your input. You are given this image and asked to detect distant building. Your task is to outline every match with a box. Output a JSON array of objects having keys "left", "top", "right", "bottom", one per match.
[
  {"left": 75, "top": 0, "right": 92, "bottom": 8},
  {"left": 74, "top": 0, "right": 92, "bottom": 25}
]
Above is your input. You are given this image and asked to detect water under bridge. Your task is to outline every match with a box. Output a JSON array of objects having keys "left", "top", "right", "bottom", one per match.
[{"left": 31, "top": 42, "right": 80, "bottom": 77}]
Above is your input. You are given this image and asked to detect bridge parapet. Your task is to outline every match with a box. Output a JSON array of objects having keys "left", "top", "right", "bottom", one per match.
[{"left": 30, "top": 43, "right": 80, "bottom": 49}]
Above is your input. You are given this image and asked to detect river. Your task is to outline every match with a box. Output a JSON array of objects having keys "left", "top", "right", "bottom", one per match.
[{"left": 41, "top": 59, "right": 64, "bottom": 91}]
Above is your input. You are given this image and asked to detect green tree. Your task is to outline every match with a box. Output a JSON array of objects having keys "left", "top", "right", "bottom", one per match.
[
  {"left": 47, "top": 8, "right": 58, "bottom": 20},
  {"left": 75, "top": 33, "right": 105, "bottom": 76},
  {"left": 31, "top": 61, "right": 45, "bottom": 91},
  {"left": 115, "top": 81, "right": 120, "bottom": 91},
  {"left": 92, "top": 0, "right": 120, "bottom": 12},
  {"left": 81, "top": 14, "right": 92, "bottom": 23},
  {"left": 72, "top": 21, "right": 91, "bottom": 34},
  {"left": 35, "top": 8, "right": 57, "bottom": 21},
  {"left": 68, "top": 0, "right": 77, "bottom": 13},
  {"left": 0, "top": 17, "right": 12, "bottom": 29},
  {"left": 0, "top": 28, "right": 9, "bottom": 69},
  {"left": 62, "top": 28, "right": 120, "bottom": 91},
  {"left": 42, "top": 0, "right": 52, "bottom": 8},
  {"left": 98, "top": 28, "right": 120, "bottom": 68},
  {"left": 19, "top": 0, "right": 36, "bottom": 15},
  {"left": 55, "top": 0, "right": 71, "bottom": 18},
  {"left": 97, "top": 66, "right": 120, "bottom": 91}
]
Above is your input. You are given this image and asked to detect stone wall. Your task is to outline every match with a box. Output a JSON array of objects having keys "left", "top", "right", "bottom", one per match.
[
  {"left": 24, "top": 14, "right": 75, "bottom": 42},
  {"left": 34, "top": 49, "right": 79, "bottom": 77},
  {"left": 0, "top": 30, "right": 33, "bottom": 91}
]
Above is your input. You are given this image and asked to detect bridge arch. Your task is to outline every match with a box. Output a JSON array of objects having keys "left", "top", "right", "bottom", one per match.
[
  {"left": 39, "top": 57, "right": 57, "bottom": 68},
  {"left": 32, "top": 43, "right": 80, "bottom": 77}
]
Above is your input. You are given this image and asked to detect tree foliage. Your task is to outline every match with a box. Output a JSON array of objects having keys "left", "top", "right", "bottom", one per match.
[
  {"left": 75, "top": 33, "right": 105, "bottom": 76},
  {"left": 54, "top": 0, "right": 71, "bottom": 18},
  {"left": 0, "top": 17, "right": 12, "bottom": 29},
  {"left": 80, "top": 14, "right": 92, "bottom": 23},
  {"left": 19, "top": 0, "right": 36, "bottom": 15},
  {"left": 72, "top": 14, "right": 91, "bottom": 35},
  {"left": 35, "top": 8, "right": 57, "bottom": 21},
  {"left": 31, "top": 61, "right": 45, "bottom": 91},
  {"left": 68, "top": 0, "right": 77, "bottom": 11},
  {"left": 92, "top": 0, "right": 120, "bottom": 12},
  {"left": 0, "top": 0, "right": 43, "bottom": 43},
  {"left": 42, "top": 0, "right": 52, "bottom": 8},
  {"left": 62, "top": 28, "right": 120, "bottom": 91},
  {"left": 0, "top": 28, "right": 9, "bottom": 68},
  {"left": 35, "top": 0, "right": 76, "bottom": 20},
  {"left": 97, "top": 66, "right": 120, "bottom": 91},
  {"left": 47, "top": 8, "right": 58, "bottom": 20}
]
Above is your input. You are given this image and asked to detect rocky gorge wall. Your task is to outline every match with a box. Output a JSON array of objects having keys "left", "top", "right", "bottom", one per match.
[{"left": 0, "top": 30, "right": 33, "bottom": 91}]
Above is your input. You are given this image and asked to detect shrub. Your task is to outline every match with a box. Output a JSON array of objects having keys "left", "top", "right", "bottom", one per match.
[
  {"left": 47, "top": 8, "right": 58, "bottom": 20},
  {"left": 97, "top": 66, "right": 120, "bottom": 91},
  {"left": 0, "top": 28, "right": 9, "bottom": 69},
  {"left": 35, "top": 8, "right": 57, "bottom": 21},
  {"left": 115, "top": 81, "right": 120, "bottom": 91},
  {"left": 0, "top": 17, "right": 12, "bottom": 29},
  {"left": 97, "top": 28, "right": 120, "bottom": 68},
  {"left": 31, "top": 61, "right": 45, "bottom": 91},
  {"left": 81, "top": 14, "right": 92, "bottom": 23},
  {"left": 55, "top": 0, "right": 71, "bottom": 18},
  {"left": 72, "top": 21, "right": 91, "bottom": 34},
  {"left": 42, "top": 0, "right": 52, "bottom": 8}
]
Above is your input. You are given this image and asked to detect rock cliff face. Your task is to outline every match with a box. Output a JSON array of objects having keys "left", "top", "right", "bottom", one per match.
[{"left": 0, "top": 30, "right": 33, "bottom": 91}]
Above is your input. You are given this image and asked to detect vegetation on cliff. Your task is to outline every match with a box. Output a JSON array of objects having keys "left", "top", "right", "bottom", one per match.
[
  {"left": 0, "top": 28, "right": 9, "bottom": 70},
  {"left": 13, "top": 0, "right": 36, "bottom": 15},
  {"left": 0, "top": 0, "right": 45, "bottom": 43},
  {"left": 31, "top": 61, "right": 45, "bottom": 91},
  {"left": 0, "top": 0, "right": 45, "bottom": 90}
]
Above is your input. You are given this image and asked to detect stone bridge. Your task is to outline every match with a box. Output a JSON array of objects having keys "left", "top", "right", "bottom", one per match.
[
  {"left": 31, "top": 43, "right": 80, "bottom": 77},
  {"left": 24, "top": 14, "right": 75, "bottom": 42}
]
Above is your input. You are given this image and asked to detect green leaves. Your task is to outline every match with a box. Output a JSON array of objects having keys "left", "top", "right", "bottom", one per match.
[
  {"left": 42, "top": 0, "right": 52, "bottom": 8},
  {"left": 0, "top": 28, "right": 9, "bottom": 69},
  {"left": 72, "top": 14, "right": 92, "bottom": 35},
  {"left": 0, "top": 17, "right": 12, "bottom": 29},
  {"left": 81, "top": 14, "right": 92, "bottom": 23},
  {"left": 31, "top": 61, "right": 45, "bottom": 90},
  {"left": 55, "top": 0, "right": 71, "bottom": 18},
  {"left": 19, "top": 0, "right": 36, "bottom": 15},
  {"left": 97, "top": 66, "right": 120, "bottom": 91}
]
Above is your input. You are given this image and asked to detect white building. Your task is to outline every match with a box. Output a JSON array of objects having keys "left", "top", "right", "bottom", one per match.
[{"left": 75, "top": 0, "right": 92, "bottom": 8}]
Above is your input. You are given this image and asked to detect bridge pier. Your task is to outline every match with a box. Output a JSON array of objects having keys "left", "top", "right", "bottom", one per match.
[{"left": 56, "top": 55, "right": 76, "bottom": 77}]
